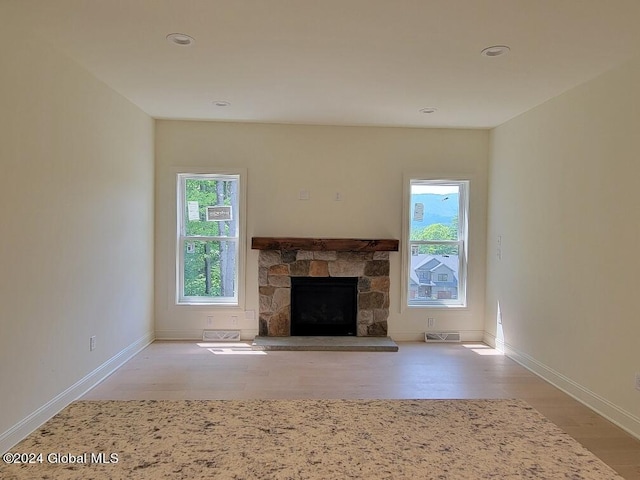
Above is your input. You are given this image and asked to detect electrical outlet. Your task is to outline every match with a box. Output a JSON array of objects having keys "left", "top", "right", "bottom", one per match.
[
  {"left": 207, "top": 315, "right": 214, "bottom": 326},
  {"left": 90, "top": 336, "right": 96, "bottom": 351},
  {"left": 635, "top": 373, "right": 640, "bottom": 391},
  {"left": 231, "top": 315, "right": 238, "bottom": 326},
  {"left": 427, "top": 318, "right": 435, "bottom": 328}
]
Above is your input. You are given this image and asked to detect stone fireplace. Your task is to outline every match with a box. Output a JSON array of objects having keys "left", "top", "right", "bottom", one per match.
[{"left": 252, "top": 238, "right": 399, "bottom": 337}]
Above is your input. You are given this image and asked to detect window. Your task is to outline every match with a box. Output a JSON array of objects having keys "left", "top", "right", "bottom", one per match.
[
  {"left": 405, "top": 179, "right": 468, "bottom": 307},
  {"left": 177, "top": 172, "right": 244, "bottom": 305}
]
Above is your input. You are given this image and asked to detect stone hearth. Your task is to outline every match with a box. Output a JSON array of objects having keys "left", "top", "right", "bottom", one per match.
[{"left": 252, "top": 238, "right": 399, "bottom": 337}]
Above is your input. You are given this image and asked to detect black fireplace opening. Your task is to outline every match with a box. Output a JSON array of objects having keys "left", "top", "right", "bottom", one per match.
[{"left": 290, "top": 277, "right": 358, "bottom": 336}]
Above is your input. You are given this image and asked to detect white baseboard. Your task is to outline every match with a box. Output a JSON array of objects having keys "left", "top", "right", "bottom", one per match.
[
  {"left": 0, "top": 331, "right": 154, "bottom": 454},
  {"left": 155, "top": 329, "right": 258, "bottom": 341},
  {"left": 155, "top": 329, "right": 485, "bottom": 343},
  {"left": 154, "top": 329, "right": 206, "bottom": 340},
  {"left": 157, "top": 330, "right": 485, "bottom": 343},
  {"left": 483, "top": 332, "right": 640, "bottom": 440},
  {"left": 391, "top": 329, "right": 484, "bottom": 342}
]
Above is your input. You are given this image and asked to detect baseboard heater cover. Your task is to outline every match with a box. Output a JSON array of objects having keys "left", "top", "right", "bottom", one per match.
[
  {"left": 425, "top": 331, "right": 461, "bottom": 342},
  {"left": 203, "top": 329, "right": 241, "bottom": 341}
]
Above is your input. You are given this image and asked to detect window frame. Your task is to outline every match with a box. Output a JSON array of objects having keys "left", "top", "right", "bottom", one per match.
[
  {"left": 402, "top": 176, "right": 469, "bottom": 309},
  {"left": 176, "top": 170, "right": 246, "bottom": 306}
]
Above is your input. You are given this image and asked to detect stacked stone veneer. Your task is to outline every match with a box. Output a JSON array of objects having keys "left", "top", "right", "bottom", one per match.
[{"left": 258, "top": 250, "right": 390, "bottom": 337}]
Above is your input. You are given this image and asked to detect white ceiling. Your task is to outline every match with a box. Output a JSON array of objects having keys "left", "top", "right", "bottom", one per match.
[{"left": 5, "top": 0, "right": 640, "bottom": 128}]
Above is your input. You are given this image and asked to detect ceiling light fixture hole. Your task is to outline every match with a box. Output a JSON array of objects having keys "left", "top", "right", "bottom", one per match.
[
  {"left": 213, "top": 101, "right": 231, "bottom": 107},
  {"left": 419, "top": 107, "right": 438, "bottom": 114},
  {"left": 166, "top": 33, "right": 195, "bottom": 46},
  {"left": 481, "top": 45, "right": 510, "bottom": 57}
]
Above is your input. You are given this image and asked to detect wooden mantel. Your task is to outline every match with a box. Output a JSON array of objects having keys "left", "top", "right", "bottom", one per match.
[{"left": 251, "top": 237, "right": 399, "bottom": 252}]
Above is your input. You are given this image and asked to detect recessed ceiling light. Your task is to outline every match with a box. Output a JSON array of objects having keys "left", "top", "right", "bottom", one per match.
[
  {"left": 166, "top": 33, "right": 195, "bottom": 46},
  {"left": 419, "top": 107, "right": 438, "bottom": 114},
  {"left": 212, "top": 101, "right": 231, "bottom": 107},
  {"left": 481, "top": 45, "right": 510, "bottom": 57}
]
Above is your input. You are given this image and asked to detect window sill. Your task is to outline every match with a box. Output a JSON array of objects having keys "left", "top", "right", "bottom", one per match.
[
  {"left": 177, "top": 301, "right": 240, "bottom": 308},
  {"left": 407, "top": 304, "right": 468, "bottom": 310}
]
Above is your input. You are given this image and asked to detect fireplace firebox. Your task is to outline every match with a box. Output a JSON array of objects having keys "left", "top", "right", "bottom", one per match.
[{"left": 290, "top": 277, "right": 358, "bottom": 336}]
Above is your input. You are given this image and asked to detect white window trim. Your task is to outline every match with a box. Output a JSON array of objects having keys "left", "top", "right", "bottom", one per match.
[
  {"left": 175, "top": 168, "right": 247, "bottom": 307},
  {"left": 401, "top": 174, "right": 469, "bottom": 310}
]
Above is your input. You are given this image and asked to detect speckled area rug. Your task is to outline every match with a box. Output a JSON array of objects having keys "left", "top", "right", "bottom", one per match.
[{"left": 1, "top": 399, "right": 622, "bottom": 480}]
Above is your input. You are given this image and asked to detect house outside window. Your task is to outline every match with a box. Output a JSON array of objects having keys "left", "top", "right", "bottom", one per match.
[
  {"left": 176, "top": 172, "right": 245, "bottom": 305},
  {"left": 404, "top": 178, "right": 468, "bottom": 307}
]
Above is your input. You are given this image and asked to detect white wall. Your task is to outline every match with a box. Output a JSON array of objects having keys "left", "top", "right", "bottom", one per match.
[
  {"left": 485, "top": 57, "right": 640, "bottom": 437},
  {"left": 0, "top": 24, "right": 155, "bottom": 447},
  {"left": 155, "top": 121, "right": 488, "bottom": 341}
]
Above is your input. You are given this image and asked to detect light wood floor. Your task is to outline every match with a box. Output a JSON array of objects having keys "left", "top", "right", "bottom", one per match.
[{"left": 83, "top": 341, "right": 640, "bottom": 479}]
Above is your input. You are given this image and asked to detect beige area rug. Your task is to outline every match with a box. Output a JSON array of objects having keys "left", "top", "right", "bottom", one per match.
[{"left": 1, "top": 399, "right": 622, "bottom": 480}]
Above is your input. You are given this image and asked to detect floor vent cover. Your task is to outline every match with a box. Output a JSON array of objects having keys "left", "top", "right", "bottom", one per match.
[
  {"left": 203, "top": 329, "right": 241, "bottom": 341},
  {"left": 425, "top": 331, "right": 461, "bottom": 342}
]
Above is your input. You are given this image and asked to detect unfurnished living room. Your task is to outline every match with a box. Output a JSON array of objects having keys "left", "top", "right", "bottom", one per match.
[{"left": 1, "top": 1, "right": 639, "bottom": 479}]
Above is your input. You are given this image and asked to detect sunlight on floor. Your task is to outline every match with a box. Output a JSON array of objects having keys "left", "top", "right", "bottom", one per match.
[
  {"left": 197, "top": 342, "right": 267, "bottom": 355},
  {"left": 462, "top": 344, "right": 503, "bottom": 356}
]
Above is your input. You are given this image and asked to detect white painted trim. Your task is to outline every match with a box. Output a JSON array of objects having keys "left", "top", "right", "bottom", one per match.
[
  {"left": 0, "top": 332, "right": 154, "bottom": 454},
  {"left": 174, "top": 168, "right": 248, "bottom": 309},
  {"left": 389, "top": 329, "right": 484, "bottom": 342},
  {"left": 156, "top": 329, "right": 485, "bottom": 343},
  {"left": 483, "top": 332, "right": 640, "bottom": 441},
  {"left": 158, "top": 330, "right": 484, "bottom": 343},
  {"left": 155, "top": 329, "right": 258, "bottom": 341},
  {"left": 401, "top": 174, "right": 471, "bottom": 311}
]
